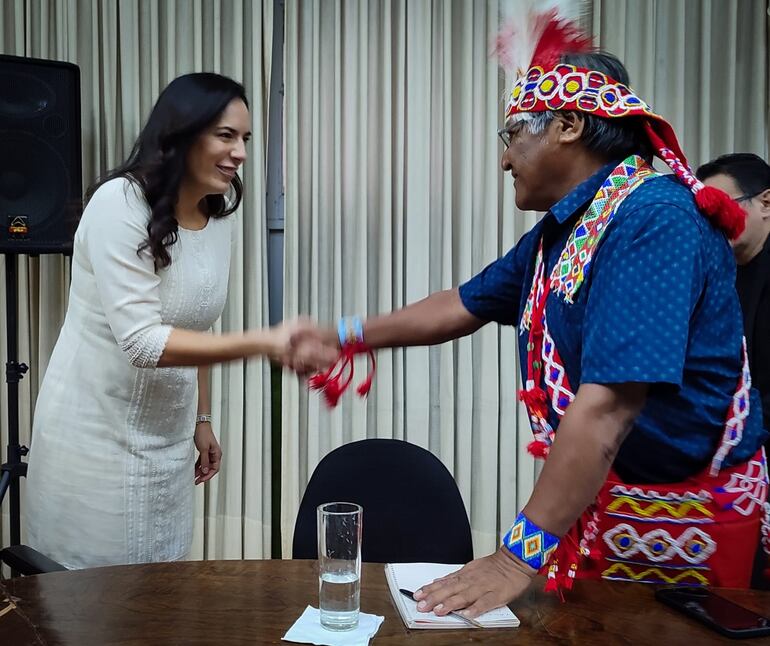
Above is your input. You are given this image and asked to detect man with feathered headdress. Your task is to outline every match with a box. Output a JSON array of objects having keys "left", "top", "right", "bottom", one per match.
[{"left": 299, "top": 6, "right": 769, "bottom": 615}]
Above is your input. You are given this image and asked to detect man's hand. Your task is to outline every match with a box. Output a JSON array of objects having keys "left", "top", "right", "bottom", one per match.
[
  {"left": 412, "top": 546, "right": 536, "bottom": 619},
  {"left": 266, "top": 317, "right": 338, "bottom": 374},
  {"left": 194, "top": 422, "right": 222, "bottom": 485},
  {"left": 286, "top": 319, "right": 339, "bottom": 375}
]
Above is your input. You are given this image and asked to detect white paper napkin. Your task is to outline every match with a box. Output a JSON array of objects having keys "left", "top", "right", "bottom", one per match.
[{"left": 282, "top": 606, "right": 385, "bottom": 646}]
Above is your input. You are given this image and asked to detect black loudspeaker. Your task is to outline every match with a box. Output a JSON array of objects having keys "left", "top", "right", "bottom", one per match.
[{"left": 0, "top": 54, "right": 82, "bottom": 254}]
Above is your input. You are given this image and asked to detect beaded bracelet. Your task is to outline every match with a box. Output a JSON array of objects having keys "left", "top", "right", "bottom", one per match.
[
  {"left": 502, "top": 512, "right": 559, "bottom": 571},
  {"left": 337, "top": 316, "right": 364, "bottom": 347}
]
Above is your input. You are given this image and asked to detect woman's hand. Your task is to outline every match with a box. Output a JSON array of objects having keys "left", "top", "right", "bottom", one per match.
[
  {"left": 267, "top": 317, "right": 339, "bottom": 374},
  {"left": 194, "top": 422, "right": 222, "bottom": 485}
]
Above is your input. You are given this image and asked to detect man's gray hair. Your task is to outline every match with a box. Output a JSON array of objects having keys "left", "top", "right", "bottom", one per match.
[{"left": 516, "top": 112, "right": 556, "bottom": 136}]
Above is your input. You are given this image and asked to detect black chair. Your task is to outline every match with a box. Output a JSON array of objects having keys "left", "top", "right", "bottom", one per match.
[
  {"left": 292, "top": 439, "right": 474, "bottom": 563},
  {"left": 0, "top": 544, "right": 67, "bottom": 575}
]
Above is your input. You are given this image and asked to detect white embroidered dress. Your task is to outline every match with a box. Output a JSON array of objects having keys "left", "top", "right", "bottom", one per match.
[{"left": 24, "top": 177, "right": 232, "bottom": 569}]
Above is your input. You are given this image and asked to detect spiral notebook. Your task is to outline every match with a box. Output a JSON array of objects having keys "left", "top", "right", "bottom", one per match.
[{"left": 385, "top": 562, "right": 520, "bottom": 629}]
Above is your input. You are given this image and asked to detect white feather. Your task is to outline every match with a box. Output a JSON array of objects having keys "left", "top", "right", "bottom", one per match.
[
  {"left": 494, "top": 0, "right": 587, "bottom": 77},
  {"left": 494, "top": 0, "right": 589, "bottom": 124}
]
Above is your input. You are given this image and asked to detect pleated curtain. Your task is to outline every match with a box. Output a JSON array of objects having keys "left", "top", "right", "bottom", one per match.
[
  {"left": 1, "top": 0, "right": 767, "bottom": 563},
  {"left": 0, "top": 0, "right": 275, "bottom": 560}
]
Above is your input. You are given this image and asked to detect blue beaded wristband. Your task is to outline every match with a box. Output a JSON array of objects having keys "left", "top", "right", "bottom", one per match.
[
  {"left": 502, "top": 512, "right": 559, "bottom": 571},
  {"left": 337, "top": 316, "right": 364, "bottom": 346}
]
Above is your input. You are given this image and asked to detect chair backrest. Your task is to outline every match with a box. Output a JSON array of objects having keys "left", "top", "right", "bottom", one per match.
[{"left": 292, "top": 439, "right": 473, "bottom": 563}]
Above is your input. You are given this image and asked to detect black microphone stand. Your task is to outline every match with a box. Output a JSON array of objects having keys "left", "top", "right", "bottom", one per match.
[{"left": 0, "top": 254, "right": 28, "bottom": 575}]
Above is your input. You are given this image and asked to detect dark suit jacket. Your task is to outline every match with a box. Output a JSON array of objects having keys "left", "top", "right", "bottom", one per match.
[{"left": 737, "top": 235, "right": 770, "bottom": 434}]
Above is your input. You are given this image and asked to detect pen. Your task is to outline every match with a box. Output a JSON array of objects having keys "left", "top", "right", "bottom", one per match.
[{"left": 398, "top": 588, "right": 484, "bottom": 629}]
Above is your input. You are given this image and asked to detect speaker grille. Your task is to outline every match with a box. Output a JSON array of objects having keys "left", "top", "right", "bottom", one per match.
[
  {"left": 0, "top": 71, "right": 55, "bottom": 119},
  {"left": 0, "top": 55, "right": 81, "bottom": 254},
  {"left": 0, "top": 131, "right": 69, "bottom": 227}
]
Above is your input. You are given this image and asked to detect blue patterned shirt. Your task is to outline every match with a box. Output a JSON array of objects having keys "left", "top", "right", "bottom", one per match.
[{"left": 459, "top": 161, "right": 767, "bottom": 483}]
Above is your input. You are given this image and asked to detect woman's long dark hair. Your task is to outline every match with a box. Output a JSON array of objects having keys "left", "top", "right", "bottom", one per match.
[{"left": 87, "top": 73, "right": 249, "bottom": 268}]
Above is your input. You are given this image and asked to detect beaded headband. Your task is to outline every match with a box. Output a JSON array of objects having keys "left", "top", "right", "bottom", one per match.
[{"left": 496, "top": 10, "right": 745, "bottom": 239}]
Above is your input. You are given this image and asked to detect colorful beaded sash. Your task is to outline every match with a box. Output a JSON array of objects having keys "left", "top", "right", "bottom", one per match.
[
  {"left": 522, "top": 154, "right": 659, "bottom": 327},
  {"left": 518, "top": 155, "right": 658, "bottom": 453}
]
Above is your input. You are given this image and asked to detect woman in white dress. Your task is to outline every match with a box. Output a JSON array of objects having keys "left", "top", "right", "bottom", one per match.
[{"left": 24, "top": 73, "right": 331, "bottom": 569}]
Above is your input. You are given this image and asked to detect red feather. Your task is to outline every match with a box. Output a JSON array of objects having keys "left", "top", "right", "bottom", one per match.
[
  {"left": 695, "top": 185, "right": 747, "bottom": 241},
  {"left": 531, "top": 10, "right": 593, "bottom": 69}
]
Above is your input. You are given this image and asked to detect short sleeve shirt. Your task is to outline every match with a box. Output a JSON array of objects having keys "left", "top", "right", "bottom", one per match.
[{"left": 459, "top": 162, "right": 767, "bottom": 483}]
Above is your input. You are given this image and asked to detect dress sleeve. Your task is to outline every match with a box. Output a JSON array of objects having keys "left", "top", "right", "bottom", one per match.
[{"left": 82, "top": 178, "right": 173, "bottom": 368}]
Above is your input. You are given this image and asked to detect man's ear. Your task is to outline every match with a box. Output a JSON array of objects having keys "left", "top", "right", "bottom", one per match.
[
  {"left": 552, "top": 112, "right": 585, "bottom": 144},
  {"left": 757, "top": 187, "right": 770, "bottom": 219}
]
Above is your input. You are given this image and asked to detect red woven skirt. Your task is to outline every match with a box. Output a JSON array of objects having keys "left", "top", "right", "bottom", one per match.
[{"left": 545, "top": 449, "right": 769, "bottom": 591}]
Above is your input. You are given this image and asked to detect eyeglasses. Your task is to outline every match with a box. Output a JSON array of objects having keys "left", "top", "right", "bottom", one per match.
[
  {"left": 498, "top": 122, "right": 527, "bottom": 149},
  {"left": 498, "top": 128, "right": 513, "bottom": 149},
  {"left": 735, "top": 192, "right": 761, "bottom": 204}
]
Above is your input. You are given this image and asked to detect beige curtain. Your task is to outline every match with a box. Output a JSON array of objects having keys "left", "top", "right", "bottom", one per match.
[
  {"left": 3, "top": 0, "right": 767, "bottom": 566},
  {"left": 0, "top": 0, "right": 274, "bottom": 560},
  {"left": 591, "top": 0, "right": 768, "bottom": 162},
  {"left": 281, "top": 0, "right": 539, "bottom": 558},
  {"left": 281, "top": 0, "right": 769, "bottom": 559}
]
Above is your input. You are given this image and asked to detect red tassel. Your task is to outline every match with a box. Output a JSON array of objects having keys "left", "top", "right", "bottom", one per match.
[
  {"left": 308, "top": 343, "right": 376, "bottom": 407},
  {"left": 321, "top": 378, "right": 343, "bottom": 407},
  {"left": 308, "top": 373, "right": 329, "bottom": 390},
  {"left": 527, "top": 440, "right": 550, "bottom": 458},
  {"left": 543, "top": 574, "right": 566, "bottom": 602},
  {"left": 544, "top": 562, "right": 559, "bottom": 592},
  {"left": 518, "top": 386, "right": 547, "bottom": 409},
  {"left": 695, "top": 185, "right": 747, "bottom": 241},
  {"left": 355, "top": 348, "right": 376, "bottom": 396},
  {"left": 643, "top": 120, "right": 747, "bottom": 241},
  {"left": 356, "top": 375, "right": 373, "bottom": 397},
  {"left": 556, "top": 565, "right": 573, "bottom": 587}
]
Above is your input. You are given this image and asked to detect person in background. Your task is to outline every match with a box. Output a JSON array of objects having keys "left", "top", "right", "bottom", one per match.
[
  {"left": 697, "top": 153, "right": 770, "bottom": 588},
  {"left": 697, "top": 153, "right": 770, "bottom": 435}
]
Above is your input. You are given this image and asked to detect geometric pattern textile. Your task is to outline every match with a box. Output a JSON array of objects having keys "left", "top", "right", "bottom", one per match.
[
  {"left": 716, "top": 454, "right": 769, "bottom": 517},
  {"left": 605, "top": 491, "right": 714, "bottom": 525},
  {"left": 503, "top": 512, "right": 559, "bottom": 571},
  {"left": 710, "top": 338, "right": 753, "bottom": 476},
  {"left": 549, "top": 156, "right": 659, "bottom": 303},
  {"left": 506, "top": 64, "right": 660, "bottom": 122},
  {"left": 602, "top": 523, "right": 716, "bottom": 564},
  {"left": 579, "top": 448, "right": 770, "bottom": 588},
  {"left": 542, "top": 321, "right": 574, "bottom": 415}
]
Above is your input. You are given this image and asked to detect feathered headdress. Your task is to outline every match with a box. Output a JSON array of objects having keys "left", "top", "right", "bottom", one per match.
[{"left": 495, "top": 1, "right": 745, "bottom": 239}]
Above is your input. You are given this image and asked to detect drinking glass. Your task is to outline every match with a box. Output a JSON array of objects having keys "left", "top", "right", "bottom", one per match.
[{"left": 317, "top": 502, "right": 363, "bottom": 631}]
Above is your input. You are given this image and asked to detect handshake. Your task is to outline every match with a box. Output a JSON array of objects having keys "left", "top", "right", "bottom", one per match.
[{"left": 262, "top": 317, "right": 343, "bottom": 376}]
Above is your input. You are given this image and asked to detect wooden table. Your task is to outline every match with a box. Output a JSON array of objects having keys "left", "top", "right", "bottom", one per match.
[{"left": 2, "top": 560, "right": 769, "bottom": 645}]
